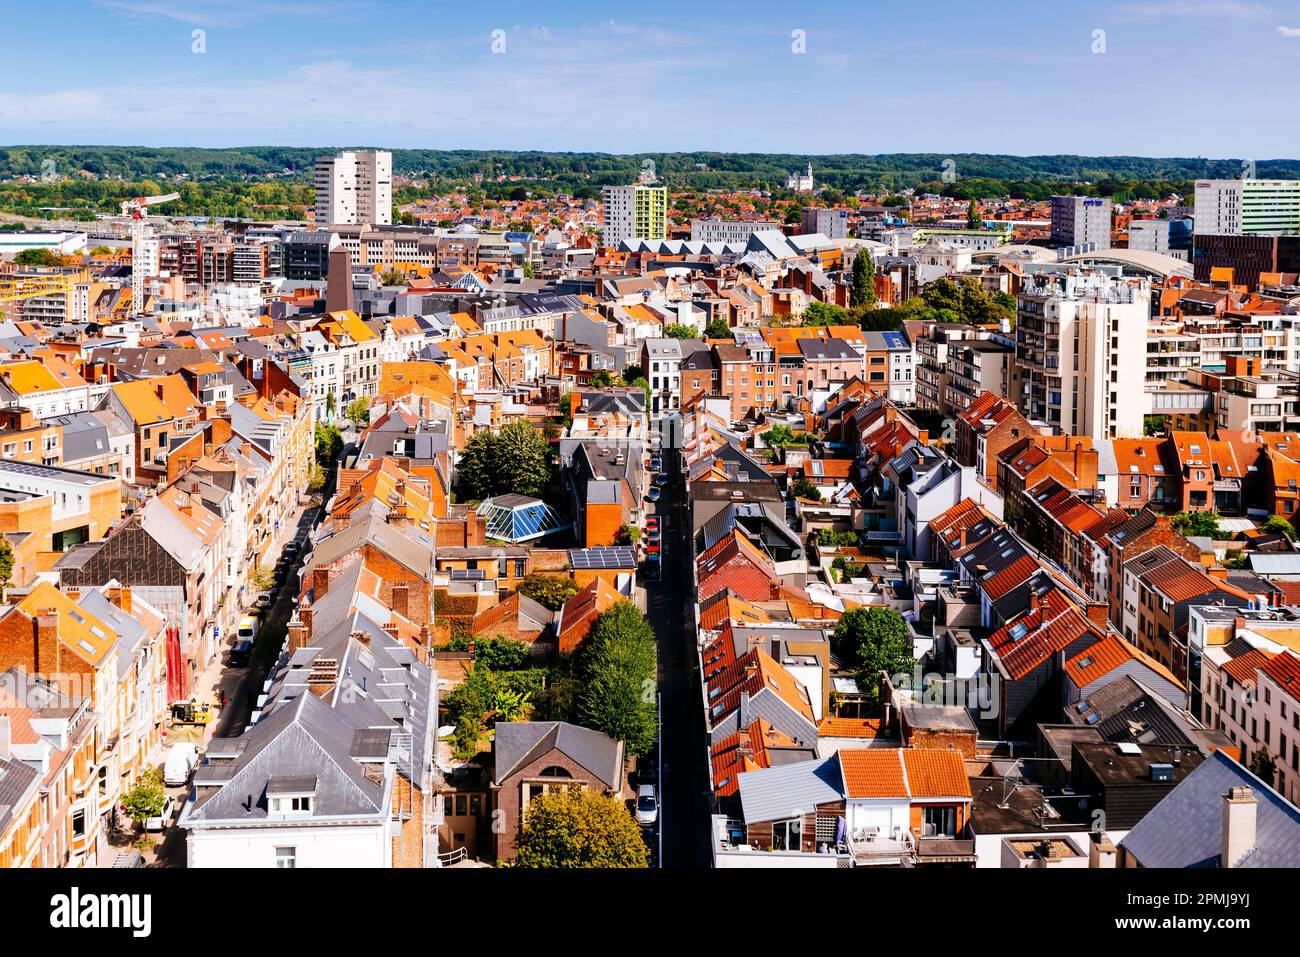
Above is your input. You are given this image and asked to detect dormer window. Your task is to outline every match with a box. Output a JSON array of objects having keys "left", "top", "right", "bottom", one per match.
[{"left": 267, "top": 775, "right": 317, "bottom": 815}]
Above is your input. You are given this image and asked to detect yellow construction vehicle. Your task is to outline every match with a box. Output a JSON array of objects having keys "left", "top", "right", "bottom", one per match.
[{"left": 169, "top": 700, "right": 216, "bottom": 726}]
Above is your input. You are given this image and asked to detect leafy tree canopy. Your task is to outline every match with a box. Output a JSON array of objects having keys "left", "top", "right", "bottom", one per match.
[{"left": 514, "top": 788, "right": 648, "bottom": 868}]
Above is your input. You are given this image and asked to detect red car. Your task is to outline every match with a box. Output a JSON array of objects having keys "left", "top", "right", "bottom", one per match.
[{"left": 646, "top": 517, "right": 660, "bottom": 530}]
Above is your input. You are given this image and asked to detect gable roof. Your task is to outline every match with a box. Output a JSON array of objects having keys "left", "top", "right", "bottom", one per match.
[
  {"left": 492, "top": 721, "right": 621, "bottom": 788},
  {"left": 1120, "top": 751, "right": 1300, "bottom": 868}
]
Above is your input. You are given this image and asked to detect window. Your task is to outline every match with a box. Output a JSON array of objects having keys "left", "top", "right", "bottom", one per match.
[
  {"left": 275, "top": 846, "right": 296, "bottom": 869},
  {"left": 771, "top": 817, "right": 802, "bottom": 851},
  {"left": 922, "top": 806, "right": 957, "bottom": 837}
]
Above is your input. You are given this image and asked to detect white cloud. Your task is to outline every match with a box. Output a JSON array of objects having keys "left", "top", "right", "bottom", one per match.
[{"left": 1279, "top": 25, "right": 1300, "bottom": 35}]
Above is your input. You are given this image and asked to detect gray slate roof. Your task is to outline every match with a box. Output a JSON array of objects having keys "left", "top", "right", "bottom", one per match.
[
  {"left": 738, "top": 754, "right": 843, "bottom": 823},
  {"left": 492, "top": 721, "right": 621, "bottom": 788},
  {"left": 1120, "top": 750, "right": 1300, "bottom": 868}
]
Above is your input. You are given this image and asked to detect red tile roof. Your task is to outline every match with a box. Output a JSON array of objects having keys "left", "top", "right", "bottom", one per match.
[
  {"left": 838, "top": 748, "right": 971, "bottom": 800},
  {"left": 1260, "top": 651, "right": 1300, "bottom": 700},
  {"left": 710, "top": 719, "right": 800, "bottom": 798},
  {"left": 987, "top": 589, "right": 1104, "bottom": 681},
  {"left": 1222, "top": 648, "right": 1277, "bottom": 684},
  {"left": 1063, "top": 632, "right": 1183, "bottom": 691}
]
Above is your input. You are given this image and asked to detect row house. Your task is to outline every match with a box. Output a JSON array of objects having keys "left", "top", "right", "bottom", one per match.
[
  {"left": 0, "top": 581, "right": 168, "bottom": 865},
  {"left": 1019, "top": 477, "right": 1125, "bottom": 602},
  {"left": 101, "top": 374, "right": 203, "bottom": 487},
  {"left": 1102, "top": 509, "right": 1202, "bottom": 628},
  {"left": 996, "top": 435, "right": 1099, "bottom": 526},
  {"left": 1201, "top": 645, "right": 1300, "bottom": 806},
  {"left": 0, "top": 673, "right": 96, "bottom": 868},
  {"left": 1124, "top": 549, "right": 1252, "bottom": 680},
  {"left": 57, "top": 484, "right": 226, "bottom": 672},
  {"left": 953, "top": 391, "right": 1038, "bottom": 490}
]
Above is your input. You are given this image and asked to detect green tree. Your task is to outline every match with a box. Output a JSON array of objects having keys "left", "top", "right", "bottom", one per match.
[
  {"left": 324, "top": 391, "right": 336, "bottom": 420},
  {"left": 1143, "top": 415, "right": 1164, "bottom": 437},
  {"left": 1171, "top": 510, "right": 1223, "bottom": 539},
  {"left": 0, "top": 538, "right": 12, "bottom": 603},
  {"left": 517, "top": 573, "right": 578, "bottom": 610},
  {"left": 314, "top": 423, "right": 343, "bottom": 463},
  {"left": 120, "top": 767, "right": 166, "bottom": 829},
  {"left": 589, "top": 370, "right": 613, "bottom": 388},
  {"left": 704, "top": 317, "right": 732, "bottom": 339},
  {"left": 473, "top": 636, "right": 532, "bottom": 671},
  {"left": 850, "top": 250, "right": 877, "bottom": 308},
  {"left": 1249, "top": 746, "right": 1278, "bottom": 786},
  {"left": 522, "top": 261, "right": 537, "bottom": 279},
  {"left": 577, "top": 602, "right": 658, "bottom": 756},
  {"left": 966, "top": 199, "right": 981, "bottom": 229},
  {"left": 831, "top": 607, "right": 914, "bottom": 700},
  {"left": 14, "top": 248, "right": 63, "bottom": 266},
  {"left": 802, "top": 301, "right": 848, "bottom": 327},
  {"left": 791, "top": 476, "right": 822, "bottom": 501},
  {"left": 1261, "top": 515, "right": 1297, "bottom": 540},
  {"left": 615, "top": 524, "right": 641, "bottom": 545},
  {"left": 379, "top": 270, "right": 406, "bottom": 286},
  {"left": 513, "top": 788, "right": 648, "bottom": 868},
  {"left": 344, "top": 398, "right": 370, "bottom": 429},
  {"left": 662, "top": 323, "right": 697, "bottom": 340},
  {"left": 456, "top": 421, "right": 552, "bottom": 499}
]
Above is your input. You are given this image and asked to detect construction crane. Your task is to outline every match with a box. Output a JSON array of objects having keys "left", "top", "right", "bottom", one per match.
[
  {"left": 0, "top": 276, "right": 75, "bottom": 319},
  {"left": 121, "top": 192, "right": 179, "bottom": 314}
]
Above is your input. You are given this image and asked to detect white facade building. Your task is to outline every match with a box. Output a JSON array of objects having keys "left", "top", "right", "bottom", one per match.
[{"left": 314, "top": 150, "right": 393, "bottom": 226}]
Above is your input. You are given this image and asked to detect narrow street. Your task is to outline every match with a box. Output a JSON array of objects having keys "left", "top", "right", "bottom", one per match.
[
  {"left": 145, "top": 502, "right": 321, "bottom": 868},
  {"left": 645, "top": 444, "right": 711, "bottom": 868}
]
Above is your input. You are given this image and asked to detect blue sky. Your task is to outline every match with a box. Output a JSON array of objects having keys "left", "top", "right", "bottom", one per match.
[{"left": 3, "top": 0, "right": 1299, "bottom": 157}]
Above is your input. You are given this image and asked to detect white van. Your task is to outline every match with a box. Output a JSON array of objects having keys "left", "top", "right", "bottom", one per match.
[
  {"left": 163, "top": 742, "right": 199, "bottom": 787},
  {"left": 237, "top": 615, "right": 258, "bottom": 643}
]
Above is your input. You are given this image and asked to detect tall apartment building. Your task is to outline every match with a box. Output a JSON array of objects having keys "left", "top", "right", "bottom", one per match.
[
  {"left": 314, "top": 150, "right": 393, "bottom": 226},
  {"left": 1015, "top": 266, "right": 1150, "bottom": 440},
  {"left": 1127, "top": 220, "right": 1170, "bottom": 253},
  {"left": 800, "top": 206, "right": 849, "bottom": 239},
  {"left": 690, "top": 219, "right": 783, "bottom": 244},
  {"left": 1193, "top": 179, "right": 1300, "bottom": 236},
  {"left": 601, "top": 185, "right": 667, "bottom": 246},
  {"left": 1050, "top": 195, "right": 1112, "bottom": 250}
]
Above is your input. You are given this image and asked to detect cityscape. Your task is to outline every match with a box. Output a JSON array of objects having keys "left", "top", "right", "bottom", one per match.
[{"left": 0, "top": 1, "right": 1297, "bottom": 930}]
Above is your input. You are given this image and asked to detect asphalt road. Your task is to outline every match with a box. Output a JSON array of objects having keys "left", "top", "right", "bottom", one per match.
[
  {"left": 208, "top": 504, "right": 320, "bottom": 740},
  {"left": 647, "top": 444, "right": 712, "bottom": 868}
]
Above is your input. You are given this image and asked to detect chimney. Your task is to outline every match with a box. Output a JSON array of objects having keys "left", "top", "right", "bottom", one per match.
[
  {"left": 311, "top": 567, "right": 331, "bottom": 598},
  {"left": 391, "top": 583, "right": 410, "bottom": 620},
  {"left": 1084, "top": 602, "right": 1109, "bottom": 628},
  {"left": 106, "top": 586, "right": 132, "bottom": 615},
  {"left": 1222, "top": 786, "right": 1257, "bottom": 868},
  {"left": 1088, "top": 831, "right": 1117, "bottom": 869}
]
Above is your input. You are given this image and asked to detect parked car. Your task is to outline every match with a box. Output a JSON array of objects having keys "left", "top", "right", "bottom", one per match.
[
  {"left": 654, "top": 473, "right": 669, "bottom": 487},
  {"left": 163, "top": 742, "right": 199, "bottom": 786},
  {"left": 145, "top": 796, "right": 175, "bottom": 832},
  {"left": 646, "top": 528, "right": 661, "bottom": 543},
  {"left": 649, "top": 457, "right": 662, "bottom": 472},
  {"left": 229, "top": 639, "right": 253, "bottom": 668},
  {"left": 645, "top": 487, "right": 661, "bottom": 503},
  {"left": 636, "top": 784, "right": 659, "bottom": 827},
  {"left": 645, "top": 517, "right": 660, "bottom": 531},
  {"left": 112, "top": 851, "right": 146, "bottom": 869}
]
